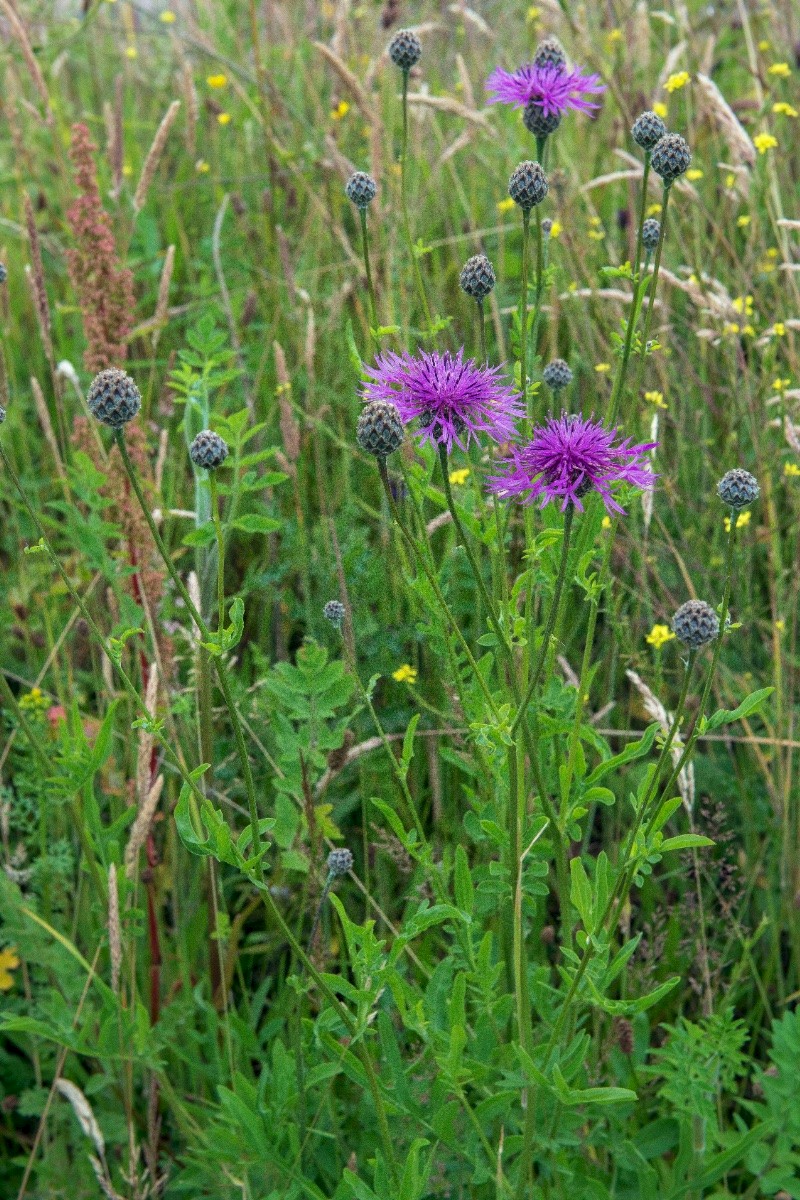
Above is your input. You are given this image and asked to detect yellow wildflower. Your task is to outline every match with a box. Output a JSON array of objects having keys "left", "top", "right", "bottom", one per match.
[
  {"left": 723, "top": 322, "right": 740, "bottom": 336},
  {"left": 646, "top": 625, "right": 675, "bottom": 650},
  {"left": 392, "top": 664, "right": 418, "bottom": 684},
  {"left": 773, "top": 379, "right": 790, "bottom": 392},
  {"left": 647, "top": 202, "right": 662, "bottom": 216},
  {"left": 601, "top": 516, "right": 611, "bottom": 531},
  {"left": 0, "top": 948, "right": 19, "bottom": 992},
  {"left": 737, "top": 215, "right": 751, "bottom": 228},
  {"left": 784, "top": 463, "right": 800, "bottom": 477},
  {"left": 773, "top": 102, "right": 798, "bottom": 117},
  {"left": 724, "top": 511, "right": 751, "bottom": 532},
  {"left": 773, "top": 322, "right": 786, "bottom": 337},
  {"left": 767, "top": 62, "right": 791, "bottom": 78},
  {"left": 741, "top": 324, "right": 755, "bottom": 337},
  {"left": 549, "top": 220, "right": 562, "bottom": 239},
  {"left": 159, "top": 9, "right": 176, "bottom": 21},
  {"left": 775, "top": 619, "right": 785, "bottom": 632},
  {"left": 526, "top": 6, "right": 541, "bottom": 21},
  {"left": 652, "top": 101, "right": 668, "bottom": 118},
  {"left": 195, "top": 159, "right": 210, "bottom": 173},
  {"left": 644, "top": 390, "right": 667, "bottom": 409},
  {"left": 686, "top": 168, "right": 703, "bottom": 181},
  {"left": 497, "top": 197, "right": 515, "bottom": 213},
  {"left": 606, "top": 28, "right": 623, "bottom": 45},
  {"left": 594, "top": 362, "right": 611, "bottom": 373},
  {"left": 665, "top": 71, "right": 690, "bottom": 93},
  {"left": 754, "top": 132, "right": 778, "bottom": 154},
  {"left": 217, "top": 112, "right": 231, "bottom": 126},
  {"left": 732, "top": 295, "right": 754, "bottom": 316},
  {"left": 449, "top": 468, "right": 470, "bottom": 486},
  {"left": 207, "top": 73, "right": 227, "bottom": 89},
  {"left": 125, "top": 46, "right": 137, "bottom": 59},
  {"left": 725, "top": 172, "right": 737, "bottom": 188},
  {"left": 758, "top": 40, "right": 770, "bottom": 51},
  {"left": 588, "top": 228, "right": 605, "bottom": 240},
  {"left": 330, "top": 100, "right": 350, "bottom": 120}
]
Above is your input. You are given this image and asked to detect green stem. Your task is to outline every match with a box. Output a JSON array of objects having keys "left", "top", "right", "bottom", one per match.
[
  {"left": 399, "top": 69, "right": 434, "bottom": 334},
  {"left": 511, "top": 505, "right": 574, "bottom": 737},
  {"left": 113, "top": 432, "right": 264, "bottom": 877},
  {"left": 359, "top": 207, "right": 379, "bottom": 347},
  {"left": 477, "top": 298, "right": 487, "bottom": 363},
  {"left": 520, "top": 208, "right": 531, "bottom": 423},
  {"left": 630, "top": 183, "right": 672, "bottom": 403},
  {"left": 209, "top": 472, "right": 226, "bottom": 635}
]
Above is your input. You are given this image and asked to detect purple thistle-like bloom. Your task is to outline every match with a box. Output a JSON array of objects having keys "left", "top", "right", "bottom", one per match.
[
  {"left": 488, "top": 413, "right": 656, "bottom": 514},
  {"left": 486, "top": 61, "right": 605, "bottom": 116},
  {"left": 361, "top": 348, "right": 523, "bottom": 453}
]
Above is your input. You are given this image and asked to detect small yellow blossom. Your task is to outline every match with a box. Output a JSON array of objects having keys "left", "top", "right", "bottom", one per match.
[
  {"left": 195, "top": 159, "right": 211, "bottom": 173},
  {"left": 0, "top": 948, "right": 20, "bottom": 992},
  {"left": 723, "top": 322, "right": 740, "bottom": 336},
  {"left": 773, "top": 378, "right": 790, "bottom": 392},
  {"left": 724, "top": 511, "right": 751, "bottom": 532},
  {"left": 589, "top": 215, "right": 602, "bottom": 225},
  {"left": 652, "top": 101, "right": 668, "bottom": 118},
  {"left": 606, "top": 28, "right": 623, "bottom": 45},
  {"left": 601, "top": 516, "right": 612, "bottom": 531},
  {"left": 665, "top": 71, "right": 690, "bottom": 93},
  {"left": 767, "top": 62, "right": 791, "bottom": 78},
  {"left": 549, "top": 220, "right": 562, "bottom": 239},
  {"left": 497, "top": 197, "right": 515, "bottom": 213},
  {"left": 772, "top": 322, "right": 786, "bottom": 337},
  {"left": 686, "top": 168, "right": 703, "bottom": 181},
  {"left": 725, "top": 172, "right": 737, "bottom": 188},
  {"left": 647, "top": 202, "right": 662, "bottom": 216},
  {"left": 773, "top": 102, "right": 798, "bottom": 117},
  {"left": 784, "top": 463, "right": 800, "bottom": 477},
  {"left": 594, "top": 362, "right": 611, "bottom": 373},
  {"left": 754, "top": 132, "right": 778, "bottom": 154},
  {"left": 449, "top": 468, "right": 470, "bottom": 485},
  {"left": 217, "top": 112, "right": 231, "bottom": 126},
  {"left": 766, "top": 248, "right": 779, "bottom": 258},
  {"left": 159, "top": 9, "right": 176, "bottom": 21},
  {"left": 644, "top": 390, "right": 667, "bottom": 409},
  {"left": 741, "top": 324, "right": 755, "bottom": 337},
  {"left": 775, "top": 619, "right": 785, "bottom": 632},
  {"left": 207, "top": 73, "right": 227, "bottom": 89},
  {"left": 330, "top": 100, "right": 350, "bottom": 120},
  {"left": 526, "top": 6, "right": 541, "bottom": 22},
  {"left": 125, "top": 45, "right": 137, "bottom": 59},
  {"left": 646, "top": 625, "right": 675, "bottom": 649},
  {"left": 732, "top": 295, "right": 754, "bottom": 316},
  {"left": 737, "top": 215, "right": 751, "bottom": 228},
  {"left": 688, "top": 274, "right": 699, "bottom": 285},
  {"left": 20, "top": 687, "right": 47, "bottom": 712},
  {"left": 588, "top": 228, "right": 605, "bottom": 240},
  {"left": 758, "top": 39, "right": 770, "bottom": 51},
  {"left": 392, "top": 664, "right": 418, "bottom": 684}
]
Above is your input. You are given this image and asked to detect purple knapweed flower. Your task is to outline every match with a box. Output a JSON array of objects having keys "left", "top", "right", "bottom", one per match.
[
  {"left": 488, "top": 413, "right": 656, "bottom": 514},
  {"left": 361, "top": 348, "right": 523, "bottom": 453},
  {"left": 486, "top": 61, "right": 605, "bottom": 117}
]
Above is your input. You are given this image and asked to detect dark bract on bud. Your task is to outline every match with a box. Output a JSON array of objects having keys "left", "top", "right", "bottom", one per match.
[
  {"left": 357, "top": 400, "right": 404, "bottom": 459},
  {"left": 672, "top": 599, "right": 720, "bottom": 649},
  {"left": 327, "top": 847, "right": 354, "bottom": 877},
  {"left": 87, "top": 368, "right": 141, "bottom": 429},
  {"left": 717, "top": 468, "right": 759, "bottom": 510},
  {"left": 533, "top": 36, "right": 567, "bottom": 71},
  {"left": 323, "top": 599, "right": 345, "bottom": 628},
  {"left": 509, "top": 161, "right": 548, "bottom": 211},
  {"left": 459, "top": 254, "right": 496, "bottom": 301},
  {"left": 642, "top": 218, "right": 661, "bottom": 252},
  {"left": 631, "top": 110, "right": 667, "bottom": 151},
  {"left": 345, "top": 171, "right": 377, "bottom": 210},
  {"left": 650, "top": 133, "right": 692, "bottom": 184},
  {"left": 388, "top": 28, "right": 421, "bottom": 71},
  {"left": 189, "top": 430, "right": 229, "bottom": 470},
  {"left": 542, "top": 359, "right": 573, "bottom": 391},
  {"left": 523, "top": 99, "right": 562, "bottom": 139}
]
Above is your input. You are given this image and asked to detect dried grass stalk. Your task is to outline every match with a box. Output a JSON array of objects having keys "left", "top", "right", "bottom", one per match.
[
  {"left": 695, "top": 73, "right": 756, "bottom": 168},
  {"left": 133, "top": 100, "right": 181, "bottom": 213},
  {"left": 31, "top": 376, "right": 66, "bottom": 483},
  {"left": 23, "top": 193, "right": 54, "bottom": 368},
  {"left": 274, "top": 341, "right": 300, "bottom": 465},
  {"left": 107, "top": 863, "right": 122, "bottom": 994},
  {"left": 626, "top": 669, "right": 695, "bottom": 810},
  {"left": 0, "top": 0, "right": 51, "bottom": 121}
]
